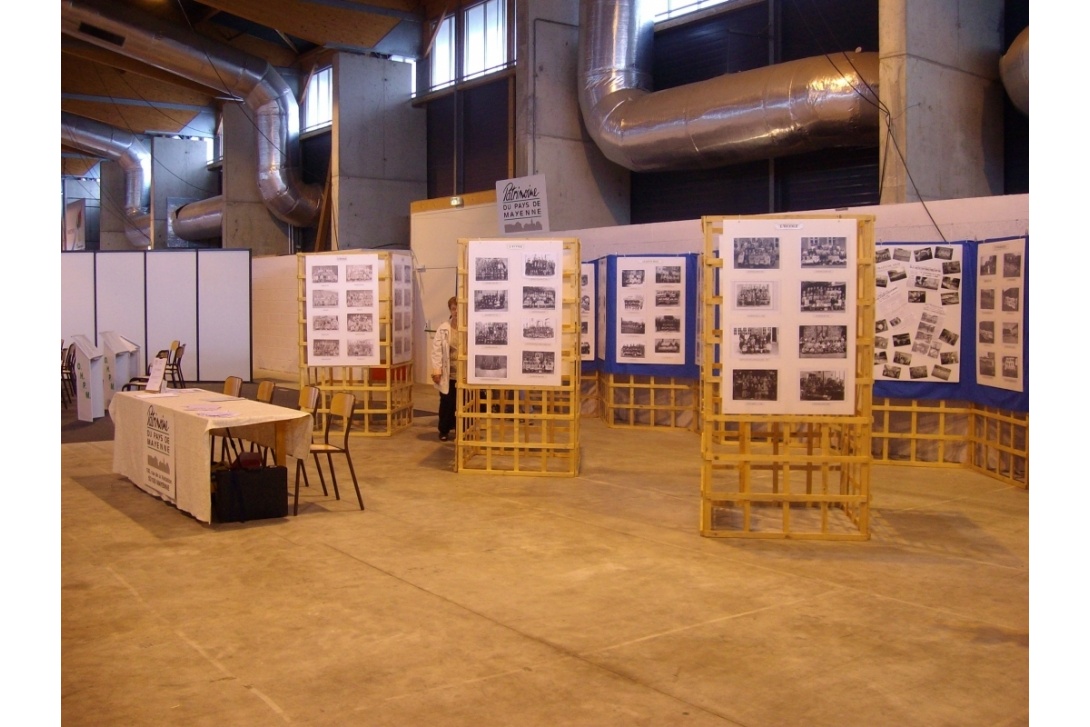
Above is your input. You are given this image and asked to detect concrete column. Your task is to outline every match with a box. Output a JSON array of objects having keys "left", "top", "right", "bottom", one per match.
[
  {"left": 221, "top": 103, "right": 290, "bottom": 255},
  {"left": 514, "top": 0, "right": 629, "bottom": 231},
  {"left": 151, "top": 137, "right": 219, "bottom": 246},
  {"left": 331, "top": 52, "right": 426, "bottom": 250},
  {"left": 97, "top": 161, "right": 131, "bottom": 251},
  {"left": 879, "top": 0, "right": 1006, "bottom": 203}
]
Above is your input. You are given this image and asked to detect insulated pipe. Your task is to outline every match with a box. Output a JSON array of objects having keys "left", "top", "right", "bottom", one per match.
[
  {"left": 61, "top": 0, "right": 322, "bottom": 227},
  {"left": 171, "top": 195, "right": 224, "bottom": 241},
  {"left": 61, "top": 111, "right": 151, "bottom": 247},
  {"left": 999, "top": 27, "right": 1029, "bottom": 116},
  {"left": 577, "top": 0, "right": 881, "bottom": 171}
]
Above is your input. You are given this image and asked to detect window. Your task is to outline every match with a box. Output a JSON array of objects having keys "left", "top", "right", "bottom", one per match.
[
  {"left": 655, "top": 0, "right": 742, "bottom": 23},
  {"left": 429, "top": 16, "right": 456, "bottom": 91},
  {"left": 463, "top": 0, "right": 507, "bottom": 81},
  {"left": 302, "top": 66, "right": 333, "bottom": 133}
]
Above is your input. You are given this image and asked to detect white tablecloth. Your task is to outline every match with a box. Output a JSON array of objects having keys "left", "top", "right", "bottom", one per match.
[{"left": 109, "top": 389, "right": 312, "bottom": 523}]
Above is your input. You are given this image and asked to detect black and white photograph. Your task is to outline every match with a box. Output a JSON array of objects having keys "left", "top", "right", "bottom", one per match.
[
  {"left": 875, "top": 319, "right": 888, "bottom": 333},
  {"left": 580, "top": 320, "right": 588, "bottom": 335},
  {"left": 893, "top": 351, "right": 913, "bottom": 366},
  {"left": 655, "top": 265, "right": 682, "bottom": 284},
  {"left": 524, "top": 252, "right": 557, "bottom": 277},
  {"left": 393, "top": 264, "right": 402, "bottom": 282},
  {"left": 1002, "top": 355, "right": 1018, "bottom": 378},
  {"left": 912, "top": 340, "right": 930, "bottom": 356},
  {"left": 799, "top": 281, "right": 846, "bottom": 312},
  {"left": 1003, "top": 253, "right": 1022, "bottom": 278},
  {"left": 941, "top": 276, "right": 961, "bottom": 291},
  {"left": 913, "top": 247, "right": 933, "bottom": 262},
  {"left": 980, "top": 254, "right": 998, "bottom": 276},
  {"left": 1002, "top": 321, "right": 1019, "bottom": 345},
  {"left": 393, "top": 312, "right": 403, "bottom": 331},
  {"left": 313, "top": 339, "right": 339, "bottom": 357},
  {"left": 887, "top": 267, "right": 908, "bottom": 283},
  {"left": 979, "top": 321, "right": 995, "bottom": 344},
  {"left": 733, "top": 281, "right": 775, "bottom": 309},
  {"left": 312, "top": 315, "right": 339, "bottom": 331},
  {"left": 623, "top": 295, "right": 644, "bottom": 311},
  {"left": 940, "top": 351, "right": 959, "bottom": 365},
  {"left": 522, "top": 286, "right": 556, "bottom": 309},
  {"left": 474, "top": 289, "right": 508, "bottom": 312},
  {"left": 980, "top": 288, "right": 995, "bottom": 309},
  {"left": 876, "top": 276, "right": 887, "bottom": 288},
  {"left": 620, "top": 318, "right": 646, "bottom": 335},
  {"left": 522, "top": 317, "right": 554, "bottom": 340},
  {"left": 931, "top": 365, "right": 952, "bottom": 381},
  {"left": 875, "top": 351, "right": 887, "bottom": 364},
  {"left": 882, "top": 364, "right": 902, "bottom": 379},
  {"left": 800, "top": 236, "right": 848, "bottom": 267},
  {"left": 312, "top": 289, "right": 338, "bottom": 308},
  {"left": 875, "top": 336, "right": 888, "bottom": 349},
  {"left": 914, "top": 274, "right": 940, "bottom": 290},
  {"left": 939, "top": 329, "right": 959, "bottom": 346},
  {"left": 311, "top": 265, "right": 339, "bottom": 283},
  {"left": 475, "top": 321, "right": 508, "bottom": 346},
  {"left": 346, "top": 289, "right": 373, "bottom": 308},
  {"left": 347, "top": 339, "right": 374, "bottom": 358},
  {"left": 935, "top": 246, "right": 954, "bottom": 260},
  {"left": 346, "top": 264, "right": 373, "bottom": 282},
  {"left": 941, "top": 292, "right": 960, "bottom": 305},
  {"left": 909, "top": 365, "right": 929, "bottom": 379},
  {"left": 581, "top": 294, "right": 591, "bottom": 313},
  {"left": 394, "top": 289, "right": 403, "bottom": 306},
  {"left": 475, "top": 257, "right": 509, "bottom": 281},
  {"left": 655, "top": 289, "right": 681, "bottom": 307},
  {"left": 798, "top": 325, "right": 848, "bottom": 358},
  {"left": 921, "top": 311, "right": 939, "bottom": 325},
  {"left": 655, "top": 338, "right": 681, "bottom": 354},
  {"left": 892, "top": 248, "right": 911, "bottom": 262},
  {"left": 906, "top": 292, "right": 926, "bottom": 306},
  {"left": 979, "top": 352, "right": 996, "bottom": 376},
  {"left": 620, "top": 343, "right": 646, "bottom": 359},
  {"left": 474, "top": 354, "right": 508, "bottom": 379},
  {"left": 733, "top": 237, "right": 780, "bottom": 269},
  {"left": 732, "top": 369, "right": 778, "bottom": 401},
  {"left": 346, "top": 313, "right": 373, "bottom": 332},
  {"left": 889, "top": 317, "right": 902, "bottom": 328},
  {"left": 522, "top": 351, "right": 555, "bottom": 375},
  {"left": 892, "top": 333, "right": 912, "bottom": 347},
  {"left": 581, "top": 340, "right": 591, "bottom": 356},
  {"left": 1001, "top": 287, "right": 1019, "bottom": 312},
  {"left": 655, "top": 315, "right": 682, "bottom": 333},
  {"left": 733, "top": 326, "right": 778, "bottom": 356},
  {"left": 942, "top": 260, "right": 962, "bottom": 274},
  {"left": 875, "top": 248, "right": 892, "bottom": 263},
  {"left": 799, "top": 370, "right": 846, "bottom": 401},
  {"left": 621, "top": 269, "right": 646, "bottom": 287}
]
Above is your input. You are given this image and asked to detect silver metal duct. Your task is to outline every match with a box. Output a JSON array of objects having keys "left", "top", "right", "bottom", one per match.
[
  {"left": 61, "top": 0, "right": 322, "bottom": 227},
  {"left": 171, "top": 195, "right": 224, "bottom": 241},
  {"left": 61, "top": 111, "right": 151, "bottom": 247},
  {"left": 999, "top": 27, "right": 1029, "bottom": 116},
  {"left": 578, "top": 0, "right": 880, "bottom": 171}
]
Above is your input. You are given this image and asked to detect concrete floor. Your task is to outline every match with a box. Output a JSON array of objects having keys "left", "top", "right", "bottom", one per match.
[{"left": 61, "top": 384, "right": 1028, "bottom": 726}]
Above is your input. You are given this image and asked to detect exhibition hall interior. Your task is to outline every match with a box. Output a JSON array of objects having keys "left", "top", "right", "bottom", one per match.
[{"left": 58, "top": 1, "right": 1040, "bottom": 725}]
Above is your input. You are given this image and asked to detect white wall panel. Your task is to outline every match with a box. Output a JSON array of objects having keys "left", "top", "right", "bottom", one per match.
[
  {"left": 95, "top": 251, "right": 147, "bottom": 360},
  {"left": 61, "top": 252, "right": 96, "bottom": 344},
  {"left": 146, "top": 250, "right": 198, "bottom": 380},
  {"left": 197, "top": 250, "right": 252, "bottom": 381}
]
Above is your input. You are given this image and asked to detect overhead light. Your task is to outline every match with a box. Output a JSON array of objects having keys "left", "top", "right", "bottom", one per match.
[{"left": 450, "top": 196, "right": 463, "bottom": 208}]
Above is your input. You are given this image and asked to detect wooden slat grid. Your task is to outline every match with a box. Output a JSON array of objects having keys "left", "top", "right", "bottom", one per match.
[
  {"left": 699, "top": 215, "right": 875, "bottom": 539},
  {"left": 297, "top": 251, "right": 414, "bottom": 437},
  {"left": 967, "top": 404, "right": 1028, "bottom": 488},
  {"left": 600, "top": 372, "right": 699, "bottom": 431},
  {"left": 580, "top": 369, "right": 600, "bottom": 418},
  {"left": 455, "top": 238, "right": 581, "bottom": 476},
  {"left": 871, "top": 397, "right": 970, "bottom": 467}
]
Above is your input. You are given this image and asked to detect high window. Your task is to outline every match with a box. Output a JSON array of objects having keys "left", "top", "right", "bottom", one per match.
[
  {"left": 302, "top": 66, "right": 333, "bottom": 133},
  {"left": 655, "top": 0, "right": 741, "bottom": 22},
  {"left": 426, "top": 0, "right": 513, "bottom": 93}
]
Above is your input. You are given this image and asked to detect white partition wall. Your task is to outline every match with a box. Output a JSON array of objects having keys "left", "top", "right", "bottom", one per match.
[
  {"left": 196, "top": 249, "right": 251, "bottom": 381},
  {"left": 95, "top": 252, "right": 147, "bottom": 363},
  {"left": 146, "top": 250, "right": 198, "bottom": 379},
  {"left": 61, "top": 252, "right": 96, "bottom": 344}
]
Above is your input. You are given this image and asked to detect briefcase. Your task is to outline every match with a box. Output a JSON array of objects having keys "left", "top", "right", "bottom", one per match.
[{"left": 212, "top": 466, "right": 288, "bottom": 522}]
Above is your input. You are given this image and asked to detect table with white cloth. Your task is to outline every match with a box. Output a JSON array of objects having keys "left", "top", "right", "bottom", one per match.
[{"left": 109, "top": 389, "right": 313, "bottom": 523}]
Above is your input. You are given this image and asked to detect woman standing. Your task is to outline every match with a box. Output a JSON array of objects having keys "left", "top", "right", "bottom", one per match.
[{"left": 430, "top": 296, "right": 458, "bottom": 441}]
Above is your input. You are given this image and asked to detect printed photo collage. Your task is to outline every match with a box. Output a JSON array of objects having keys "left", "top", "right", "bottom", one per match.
[
  {"left": 873, "top": 243, "right": 964, "bottom": 383},
  {"left": 717, "top": 220, "right": 858, "bottom": 415},
  {"left": 614, "top": 257, "right": 687, "bottom": 365},
  {"left": 389, "top": 252, "right": 414, "bottom": 364},
  {"left": 467, "top": 240, "right": 565, "bottom": 387},
  {"left": 305, "top": 253, "right": 382, "bottom": 366},
  {"left": 580, "top": 262, "right": 595, "bottom": 361},
  {"left": 976, "top": 237, "right": 1025, "bottom": 392}
]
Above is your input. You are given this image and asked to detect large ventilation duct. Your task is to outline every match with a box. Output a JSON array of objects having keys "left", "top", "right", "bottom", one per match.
[
  {"left": 61, "top": 111, "right": 151, "bottom": 247},
  {"left": 999, "top": 27, "right": 1029, "bottom": 116},
  {"left": 61, "top": 0, "right": 321, "bottom": 227},
  {"left": 171, "top": 195, "right": 224, "bottom": 241},
  {"left": 578, "top": 0, "right": 880, "bottom": 171}
]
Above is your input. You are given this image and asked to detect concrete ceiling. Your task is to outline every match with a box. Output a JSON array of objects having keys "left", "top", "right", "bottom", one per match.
[{"left": 61, "top": 0, "right": 443, "bottom": 171}]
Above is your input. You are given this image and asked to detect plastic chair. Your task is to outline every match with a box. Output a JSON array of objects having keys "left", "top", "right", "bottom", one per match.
[{"left": 294, "top": 391, "right": 362, "bottom": 515}]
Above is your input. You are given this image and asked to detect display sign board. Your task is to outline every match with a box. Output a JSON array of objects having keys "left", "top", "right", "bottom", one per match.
[
  {"left": 496, "top": 174, "right": 549, "bottom": 234},
  {"left": 305, "top": 253, "right": 382, "bottom": 366}
]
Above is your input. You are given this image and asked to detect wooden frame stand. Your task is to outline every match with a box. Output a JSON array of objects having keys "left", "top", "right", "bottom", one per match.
[{"left": 600, "top": 372, "right": 699, "bottom": 430}]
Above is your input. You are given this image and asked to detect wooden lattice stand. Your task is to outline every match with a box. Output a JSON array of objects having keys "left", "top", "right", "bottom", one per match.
[{"left": 600, "top": 372, "right": 699, "bottom": 430}]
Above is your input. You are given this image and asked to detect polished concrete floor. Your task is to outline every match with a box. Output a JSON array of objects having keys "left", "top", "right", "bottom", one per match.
[{"left": 61, "top": 384, "right": 1029, "bottom": 726}]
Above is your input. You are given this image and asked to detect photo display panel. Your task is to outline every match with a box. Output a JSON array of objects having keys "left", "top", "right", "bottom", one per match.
[
  {"left": 873, "top": 243, "right": 964, "bottom": 383},
  {"left": 613, "top": 256, "right": 687, "bottom": 366},
  {"left": 975, "top": 237, "right": 1026, "bottom": 392},
  {"left": 390, "top": 251, "right": 414, "bottom": 364},
  {"left": 580, "top": 262, "right": 595, "bottom": 361},
  {"left": 467, "top": 239, "right": 565, "bottom": 386},
  {"left": 716, "top": 219, "right": 858, "bottom": 415},
  {"left": 305, "top": 252, "right": 381, "bottom": 366},
  {"left": 595, "top": 258, "right": 608, "bottom": 361}
]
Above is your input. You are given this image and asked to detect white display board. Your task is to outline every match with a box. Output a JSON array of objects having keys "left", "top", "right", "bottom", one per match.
[
  {"left": 580, "top": 263, "right": 595, "bottom": 361},
  {"left": 874, "top": 243, "right": 964, "bottom": 382},
  {"left": 467, "top": 239, "right": 564, "bottom": 386},
  {"left": 614, "top": 256, "right": 687, "bottom": 365},
  {"left": 595, "top": 257, "right": 608, "bottom": 361},
  {"left": 305, "top": 252, "right": 382, "bottom": 366},
  {"left": 146, "top": 250, "right": 197, "bottom": 378},
  {"left": 390, "top": 251, "right": 414, "bottom": 364},
  {"left": 715, "top": 218, "right": 858, "bottom": 415},
  {"left": 196, "top": 250, "right": 252, "bottom": 381},
  {"left": 976, "top": 237, "right": 1026, "bottom": 392}
]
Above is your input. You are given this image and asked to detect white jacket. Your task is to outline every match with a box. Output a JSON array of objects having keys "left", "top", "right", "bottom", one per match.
[{"left": 430, "top": 319, "right": 453, "bottom": 394}]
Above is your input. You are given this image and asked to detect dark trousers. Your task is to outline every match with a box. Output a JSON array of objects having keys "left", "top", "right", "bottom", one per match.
[{"left": 438, "top": 379, "right": 457, "bottom": 436}]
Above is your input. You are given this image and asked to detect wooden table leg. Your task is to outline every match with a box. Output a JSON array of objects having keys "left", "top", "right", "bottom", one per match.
[{"left": 274, "top": 422, "right": 288, "bottom": 466}]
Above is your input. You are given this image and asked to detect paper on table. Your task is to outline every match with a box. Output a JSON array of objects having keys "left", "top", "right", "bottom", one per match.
[
  {"left": 201, "top": 411, "right": 238, "bottom": 418},
  {"left": 137, "top": 391, "right": 180, "bottom": 398}
]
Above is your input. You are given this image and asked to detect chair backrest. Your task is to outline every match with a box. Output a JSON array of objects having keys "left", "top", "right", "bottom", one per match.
[
  {"left": 64, "top": 343, "right": 76, "bottom": 368},
  {"left": 323, "top": 392, "right": 356, "bottom": 447},
  {"left": 298, "top": 385, "right": 321, "bottom": 414},
  {"left": 223, "top": 376, "right": 243, "bottom": 397},
  {"left": 255, "top": 380, "right": 277, "bottom": 403},
  {"left": 169, "top": 343, "right": 185, "bottom": 365},
  {"left": 169, "top": 340, "right": 180, "bottom": 358}
]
